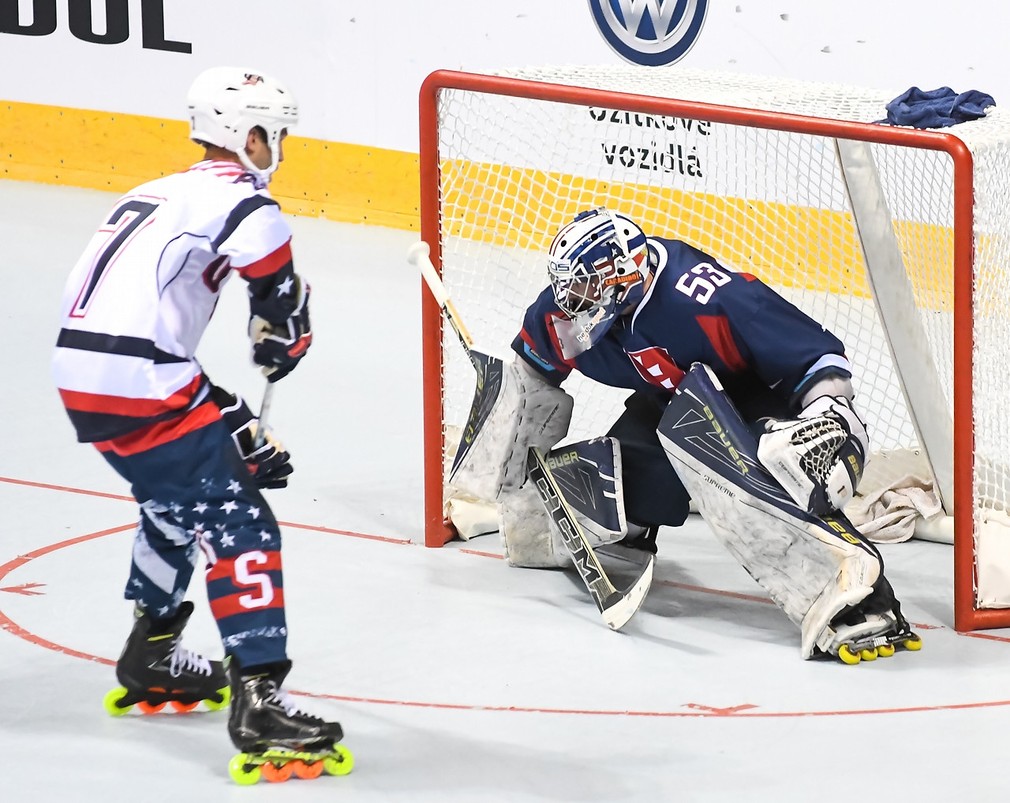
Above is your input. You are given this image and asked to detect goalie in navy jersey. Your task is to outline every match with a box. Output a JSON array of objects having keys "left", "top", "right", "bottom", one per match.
[
  {"left": 451, "top": 207, "right": 914, "bottom": 660},
  {"left": 52, "top": 68, "right": 346, "bottom": 757}
]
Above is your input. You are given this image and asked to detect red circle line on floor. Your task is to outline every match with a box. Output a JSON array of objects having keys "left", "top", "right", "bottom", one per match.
[{"left": 3, "top": 476, "right": 1010, "bottom": 719}]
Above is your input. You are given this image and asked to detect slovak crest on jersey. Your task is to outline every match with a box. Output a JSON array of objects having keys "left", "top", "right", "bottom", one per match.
[{"left": 627, "top": 345, "right": 685, "bottom": 390}]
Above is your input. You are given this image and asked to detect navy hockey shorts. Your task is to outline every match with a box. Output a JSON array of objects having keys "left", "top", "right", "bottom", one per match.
[{"left": 101, "top": 418, "right": 288, "bottom": 669}]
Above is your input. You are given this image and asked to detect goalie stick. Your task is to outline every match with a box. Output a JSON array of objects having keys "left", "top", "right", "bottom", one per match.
[{"left": 407, "top": 240, "right": 654, "bottom": 631}]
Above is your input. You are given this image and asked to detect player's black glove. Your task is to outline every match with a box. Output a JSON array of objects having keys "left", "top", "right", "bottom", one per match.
[
  {"left": 210, "top": 385, "right": 293, "bottom": 489},
  {"left": 249, "top": 275, "right": 312, "bottom": 383}
]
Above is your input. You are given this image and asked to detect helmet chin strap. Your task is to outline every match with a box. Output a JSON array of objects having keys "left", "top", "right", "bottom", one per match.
[{"left": 236, "top": 139, "right": 280, "bottom": 186}]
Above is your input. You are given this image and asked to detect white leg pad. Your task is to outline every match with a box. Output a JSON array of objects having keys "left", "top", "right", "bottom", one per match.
[
  {"left": 451, "top": 356, "right": 573, "bottom": 502},
  {"left": 657, "top": 364, "right": 883, "bottom": 658},
  {"left": 499, "top": 481, "right": 568, "bottom": 568}
]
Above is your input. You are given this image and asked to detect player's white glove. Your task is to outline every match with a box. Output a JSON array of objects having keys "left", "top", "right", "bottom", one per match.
[
  {"left": 757, "top": 395, "right": 868, "bottom": 517},
  {"left": 249, "top": 275, "right": 312, "bottom": 383},
  {"left": 211, "top": 386, "right": 293, "bottom": 489}
]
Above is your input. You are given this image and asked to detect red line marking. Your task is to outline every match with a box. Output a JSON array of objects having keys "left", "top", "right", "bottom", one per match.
[
  {"left": 277, "top": 520, "right": 410, "bottom": 545},
  {"left": 6, "top": 477, "right": 1010, "bottom": 714},
  {"left": 0, "top": 523, "right": 132, "bottom": 666},
  {"left": 657, "top": 578, "right": 772, "bottom": 605},
  {"left": 459, "top": 548, "right": 505, "bottom": 559},
  {"left": 0, "top": 582, "right": 46, "bottom": 596},
  {"left": 0, "top": 475, "right": 133, "bottom": 502}
]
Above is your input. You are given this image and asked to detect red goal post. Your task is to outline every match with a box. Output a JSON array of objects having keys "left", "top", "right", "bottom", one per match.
[{"left": 417, "top": 66, "right": 1010, "bottom": 632}]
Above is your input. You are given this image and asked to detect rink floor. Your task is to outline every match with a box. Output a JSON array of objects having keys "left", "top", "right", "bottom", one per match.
[{"left": 3, "top": 180, "right": 1010, "bottom": 803}]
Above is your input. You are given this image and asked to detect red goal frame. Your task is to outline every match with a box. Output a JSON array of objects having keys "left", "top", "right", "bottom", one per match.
[{"left": 416, "top": 69, "right": 997, "bottom": 632}]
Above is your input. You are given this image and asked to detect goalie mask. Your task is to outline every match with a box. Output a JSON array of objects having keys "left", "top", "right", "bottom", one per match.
[
  {"left": 547, "top": 208, "right": 650, "bottom": 350},
  {"left": 187, "top": 66, "right": 299, "bottom": 184}
]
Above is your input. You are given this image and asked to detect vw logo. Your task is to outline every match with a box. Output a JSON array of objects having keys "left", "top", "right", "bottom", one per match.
[{"left": 588, "top": 0, "right": 709, "bottom": 67}]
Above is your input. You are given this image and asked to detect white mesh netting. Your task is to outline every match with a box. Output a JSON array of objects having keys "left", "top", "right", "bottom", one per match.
[{"left": 424, "top": 66, "right": 1010, "bottom": 614}]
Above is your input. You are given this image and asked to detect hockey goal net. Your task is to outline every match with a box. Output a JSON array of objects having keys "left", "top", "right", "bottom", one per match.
[{"left": 417, "top": 66, "right": 1010, "bottom": 631}]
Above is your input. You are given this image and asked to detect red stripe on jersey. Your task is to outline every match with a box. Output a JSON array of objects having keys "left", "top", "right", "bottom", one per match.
[
  {"left": 210, "top": 588, "right": 286, "bottom": 620},
  {"left": 205, "top": 551, "right": 284, "bottom": 584},
  {"left": 188, "top": 160, "right": 246, "bottom": 178},
  {"left": 737, "top": 272, "right": 758, "bottom": 282},
  {"left": 697, "top": 315, "right": 748, "bottom": 372},
  {"left": 235, "top": 239, "right": 292, "bottom": 279},
  {"left": 59, "top": 374, "right": 204, "bottom": 417},
  {"left": 94, "top": 401, "right": 220, "bottom": 456}
]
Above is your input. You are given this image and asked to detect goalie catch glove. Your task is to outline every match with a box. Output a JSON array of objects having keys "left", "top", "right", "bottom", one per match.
[
  {"left": 757, "top": 395, "right": 869, "bottom": 517},
  {"left": 210, "top": 385, "right": 293, "bottom": 489},
  {"left": 248, "top": 274, "right": 312, "bottom": 383}
]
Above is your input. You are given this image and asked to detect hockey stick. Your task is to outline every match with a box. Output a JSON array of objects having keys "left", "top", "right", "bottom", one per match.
[
  {"left": 253, "top": 380, "right": 274, "bottom": 450},
  {"left": 407, "top": 240, "right": 653, "bottom": 631}
]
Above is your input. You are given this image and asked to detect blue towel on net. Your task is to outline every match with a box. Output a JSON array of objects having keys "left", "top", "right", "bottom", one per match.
[{"left": 883, "top": 86, "right": 995, "bottom": 129}]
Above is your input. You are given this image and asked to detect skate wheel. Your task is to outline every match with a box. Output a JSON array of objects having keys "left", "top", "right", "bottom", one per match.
[
  {"left": 136, "top": 700, "right": 167, "bottom": 714},
  {"left": 837, "top": 645, "right": 861, "bottom": 665},
  {"left": 203, "top": 685, "right": 230, "bottom": 712},
  {"left": 103, "top": 687, "right": 133, "bottom": 716},
  {"left": 170, "top": 700, "right": 199, "bottom": 713},
  {"left": 323, "top": 744, "right": 355, "bottom": 776},
  {"left": 877, "top": 644, "right": 896, "bottom": 658},
  {"left": 261, "top": 761, "right": 293, "bottom": 783},
  {"left": 292, "top": 759, "right": 324, "bottom": 780},
  {"left": 859, "top": 647, "right": 878, "bottom": 662},
  {"left": 228, "top": 754, "right": 261, "bottom": 786},
  {"left": 904, "top": 635, "right": 923, "bottom": 651}
]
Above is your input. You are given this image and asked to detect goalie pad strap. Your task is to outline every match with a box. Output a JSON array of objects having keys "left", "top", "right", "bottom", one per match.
[{"left": 450, "top": 356, "right": 573, "bottom": 502}]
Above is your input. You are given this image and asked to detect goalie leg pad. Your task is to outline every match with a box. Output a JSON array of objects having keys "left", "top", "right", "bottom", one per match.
[
  {"left": 499, "top": 437, "right": 629, "bottom": 568},
  {"left": 450, "top": 356, "right": 573, "bottom": 502},
  {"left": 657, "top": 364, "right": 886, "bottom": 658},
  {"left": 498, "top": 481, "right": 566, "bottom": 568}
]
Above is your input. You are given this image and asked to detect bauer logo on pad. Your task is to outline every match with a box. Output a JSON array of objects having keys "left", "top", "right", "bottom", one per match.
[{"left": 588, "top": 0, "right": 708, "bottom": 67}]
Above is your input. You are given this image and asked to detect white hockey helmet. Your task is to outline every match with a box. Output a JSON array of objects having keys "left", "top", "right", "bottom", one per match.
[
  {"left": 187, "top": 66, "right": 298, "bottom": 183},
  {"left": 547, "top": 208, "right": 650, "bottom": 343}
]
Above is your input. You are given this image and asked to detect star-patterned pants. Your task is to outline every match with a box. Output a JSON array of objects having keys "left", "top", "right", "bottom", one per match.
[{"left": 101, "top": 418, "right": 288, "bottom": 669}]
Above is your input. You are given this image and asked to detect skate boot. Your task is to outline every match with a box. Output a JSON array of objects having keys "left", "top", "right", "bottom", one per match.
[
  {"left": 814, "top": 575, "right": 923, "bottom": 665},
  {"left": 103, "top": 601, "right": 230, "bottom": 715},
  {"left": 226, "top": 659, "right": 353, "bottom": 785}
]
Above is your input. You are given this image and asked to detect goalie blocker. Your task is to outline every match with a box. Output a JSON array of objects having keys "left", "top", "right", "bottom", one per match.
[{"left": 657, "top": 363, "right": 920, "bottom": 663}]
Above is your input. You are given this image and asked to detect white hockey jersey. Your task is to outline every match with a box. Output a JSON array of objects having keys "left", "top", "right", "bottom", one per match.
[{"left": 53, "top": 160, "right": 295, "bottom": 450}]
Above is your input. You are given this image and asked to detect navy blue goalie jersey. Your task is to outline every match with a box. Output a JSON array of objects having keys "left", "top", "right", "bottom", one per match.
[{"left": 511, "top": 237, "right": 851, "bottom": 419}]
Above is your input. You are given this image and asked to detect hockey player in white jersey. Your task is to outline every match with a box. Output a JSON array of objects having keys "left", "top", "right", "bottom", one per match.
[
  {"left": 52, "top": 67, "right": 351, "bottom": 782},
  {"left": 450, "top": 207, "right": 919, "bottom": 663}
]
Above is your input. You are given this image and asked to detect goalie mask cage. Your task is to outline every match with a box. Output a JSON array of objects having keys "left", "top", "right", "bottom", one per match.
[{"left": 417, "top": 66, "right": 1010, "bottom": 632}]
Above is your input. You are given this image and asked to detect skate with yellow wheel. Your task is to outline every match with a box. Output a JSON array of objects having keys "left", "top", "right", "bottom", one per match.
[
  {"left": 815, "top": 576, "right": 923, "bottom": 666},
  {"left": 104, "top": 601, "right": 230, "bottom": 716},
  {"left": 228, "top": 743, "right": 354, "bottom": 785},
  {"left": 226, "top": 658, "right": 350, "bottom": 785}
]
